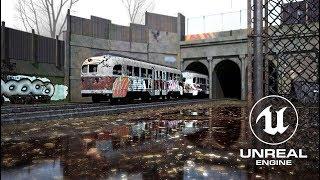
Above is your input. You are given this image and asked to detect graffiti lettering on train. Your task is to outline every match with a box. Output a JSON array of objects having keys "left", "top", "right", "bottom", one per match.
[
  {"left": 1, "top": 75, "right": 68, "bottom": 103},
  {"left": 81, "top": 76, "right": 116, "bottom": 90},
  {"left": 113, "top": 77, "right": 130, "bottom": 98}
]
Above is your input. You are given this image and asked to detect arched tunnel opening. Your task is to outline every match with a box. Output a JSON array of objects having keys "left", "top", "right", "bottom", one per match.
[
  {"left": 213, "top": 60, "right": 241, "bottom": 99},
  {"left": 185, "top": 62, "right": 209, "bottom": 75}
]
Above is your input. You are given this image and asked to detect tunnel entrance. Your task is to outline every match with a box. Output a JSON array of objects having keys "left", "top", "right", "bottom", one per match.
[
  {"left": 185, "top": 62, "right": 208, "bottom": 75},
  {"left": 213, "top": 60, "right": 241, "bottom": 99}
]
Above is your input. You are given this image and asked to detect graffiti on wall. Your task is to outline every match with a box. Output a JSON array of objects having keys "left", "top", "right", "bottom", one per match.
[
  {"left": 164, "top": 56, "right": 176, "bottom": 65},
  {"left": 185, "top": 32, "right": 217, "bottom": 41},
  {"left": 1, "top": 75, "right": 68, "bottom": 103}
]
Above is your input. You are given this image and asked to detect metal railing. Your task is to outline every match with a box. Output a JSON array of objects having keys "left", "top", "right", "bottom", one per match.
[{"left": 186, "top": 9, "right": 247, "bottom": 35}]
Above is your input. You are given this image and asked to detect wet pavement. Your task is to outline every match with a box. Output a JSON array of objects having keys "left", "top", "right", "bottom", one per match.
[{"left": 1, "top": 100, "right": 319, "bottom": 179}]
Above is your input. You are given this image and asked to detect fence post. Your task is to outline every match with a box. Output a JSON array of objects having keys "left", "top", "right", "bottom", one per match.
[
  {"left": 203, "top": 16, "right": 206, "bottom": 33},
  {"left": 221, "top": 13, "right": 224, "bottom": 31},
  {"left": 31, "top": 29, "right": 37, "bottom": 64},
  {"left": 252, "top": 0, "right": 264, "bottom": 153},
  {"left": 253, "top": 0, "right": 264, "bottom": 102},
  {"left": 240, "top": 10, "right": 242, "bottom": 28},
  {"left": 55, "top": 35, "right": 60, "bottom": 68},
  {"left": 1, "top": 21, "right": 6, "bottom": 62}
]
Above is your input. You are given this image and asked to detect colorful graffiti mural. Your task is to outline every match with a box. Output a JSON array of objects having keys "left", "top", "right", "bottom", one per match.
[{"left": 1, "top": 75, "right": 68, "bottom": 104}]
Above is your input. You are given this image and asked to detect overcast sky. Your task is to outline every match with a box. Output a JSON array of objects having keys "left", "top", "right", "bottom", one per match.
[{"left": 1, "top": 0, "right": 247, "bottom": 34}]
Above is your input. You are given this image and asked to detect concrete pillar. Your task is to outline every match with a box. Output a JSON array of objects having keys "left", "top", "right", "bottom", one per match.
[
  {"left": 240, "top": 55, "right": 247, "bottom": 100},
  {"left": 177, "top": 13, "right": 185, "bottom": 41},
  {"left": 208, "top": 56, "right": 213, "bottom": 99}
]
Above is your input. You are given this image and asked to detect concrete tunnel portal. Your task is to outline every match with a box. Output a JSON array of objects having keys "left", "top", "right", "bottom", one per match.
[
  {"left": 185, "top": 62, "right": 209, "bottom": 75},
  {"left": 184, "top": 60, "right": 241, "bottom": 99},
  {"left": 213, "top": 60, "right": 241, "bottom": 99}
]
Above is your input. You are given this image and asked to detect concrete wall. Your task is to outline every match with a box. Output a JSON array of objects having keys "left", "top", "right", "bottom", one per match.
[
  {"left": 67, "top": 12, "right": 185, "bottom": 102},
  {"left": 180, "top": 29, "right": 248, "bottom": 59}
]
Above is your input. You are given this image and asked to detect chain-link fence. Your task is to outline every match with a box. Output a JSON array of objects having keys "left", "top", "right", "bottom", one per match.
[
  {"left": 249, "top": 0, "right": 319, "bottom": 172},
  {"left": 186, "top": 9, "right": 247, "bottom": 35},
  {"left": 249, "top": 0, "right": 319, "bottom": 105}
]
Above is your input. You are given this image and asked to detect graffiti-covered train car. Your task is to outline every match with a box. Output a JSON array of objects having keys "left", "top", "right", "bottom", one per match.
[
  {"left": 81, "top": 54, "right": 184, "bottom": 103},
  {"left": 182, "top": 71, "right": 209, "bottom": 97}
]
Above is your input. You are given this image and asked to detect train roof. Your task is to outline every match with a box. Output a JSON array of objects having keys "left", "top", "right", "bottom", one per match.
[
  {"left": 84, "top": 53, "right": 180, "bottom": 72},
  {"left": 182, "top": 70, "right": 208, "bottom": 77}
]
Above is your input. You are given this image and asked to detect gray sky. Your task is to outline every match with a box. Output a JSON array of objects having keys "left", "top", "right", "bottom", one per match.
[{"left": 1, "top": 0, "right": 247, "bottom": 34}]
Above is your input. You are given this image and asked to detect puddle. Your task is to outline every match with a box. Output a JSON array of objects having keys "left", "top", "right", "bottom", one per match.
[{"left": 1, "top": 106, "right": 319, "bottom": 179}]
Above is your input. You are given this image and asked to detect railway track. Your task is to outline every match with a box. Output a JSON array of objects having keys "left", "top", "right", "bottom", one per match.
[{"left": 1, "top": 99, "right": 211, "bottom": 124}]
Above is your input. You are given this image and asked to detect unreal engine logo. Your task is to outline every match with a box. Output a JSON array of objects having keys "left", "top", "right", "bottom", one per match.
[{"left": 240, "top": 95, "right": 307, "bottom": 166}]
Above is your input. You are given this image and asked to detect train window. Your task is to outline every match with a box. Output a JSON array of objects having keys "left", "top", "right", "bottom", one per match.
[
  {"left": 148, "top": 69, "right": 153, "bottom": 78},
  {"left": 134, "top": 67, "right": 139, "bottom": 77},
  {"left": 141, "top": 68, "right": 147, "bottom": 77},
  {"left": 166, "top": 72, "right": 169, "bottom": 80},
  {"left": 82, "top": 65, "right": 88, "bottom": 73},
  {"left": 127, "top": 66, "right": 133, "bottom": 76},
  {"left": 193, "top": 77, "right": 196, "bottom": 83},
  {"left": 113, "top": 65, "right": 122, "bottom": 75},
  {"left": 160, "top": 71, "right": 163, "bottom": 79},
  {"left": 170, "top": 73, "right": 173, "bottom": 80},
  {"left": 89, "top": 65, "right": 98, "bottom": 73},
  {"left": 162, "top": 71, "right": 166, "bottom": 80},
  {"left": 177, "top": 74, "right": 181, "bottom": 80}
]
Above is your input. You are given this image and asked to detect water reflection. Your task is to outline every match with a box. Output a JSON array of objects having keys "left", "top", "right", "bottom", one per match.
[
  {"left": 1, "top": 106, "right": 318, "bottom": 179},
  {"left": 183, "top": 161, "right": 247, "bottom": 180},
  {"left": 1, "top": 159, "right": 63, "bottom": 180}
]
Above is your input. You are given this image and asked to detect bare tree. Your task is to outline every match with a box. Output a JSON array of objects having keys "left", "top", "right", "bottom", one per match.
[
  {"left": 15, "top": 0, "right": 79, "bottom": 38},
  {"left": 121, "top": 0, "right": 155, "bottom": 24}
]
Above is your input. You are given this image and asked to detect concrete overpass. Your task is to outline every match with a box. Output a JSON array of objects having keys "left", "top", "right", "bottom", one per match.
[{"left": 180, "top": 29, "right": 248, "bottom": 100}]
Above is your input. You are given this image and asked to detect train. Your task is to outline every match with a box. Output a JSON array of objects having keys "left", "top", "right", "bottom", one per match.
[
  {"left": 81, "top": 54, "right": 209, "bottom": 103},
  {"left": 182, "top": 71, "right": 209, "bottom": 97}
]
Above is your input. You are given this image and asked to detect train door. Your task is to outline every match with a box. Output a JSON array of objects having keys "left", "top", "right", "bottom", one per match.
[
  {"left": 161, "top": 71, "right": 167, "bottom": 96},
  {"left": 158, "top": 70, "right": 161, "bottom": 95},
  {"left": 154, "top": 70, "right": 160, "bottom": 96},
  {"left": 151, "top": 68, "right": 155, "bottom": 95},
  {"left": 147, "top": 69, "right": 153, "bottom": 91},
  {"left": 141, "top": 68, "right": 147, "bottom": 92}
]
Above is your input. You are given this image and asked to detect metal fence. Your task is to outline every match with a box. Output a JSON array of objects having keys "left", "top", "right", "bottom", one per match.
[
  {"left": 186, "top": 9, "right": 247, "bottom": 35},
  {"left": 1, "top": 24, "right": 65, "bottom": 67},
  {"left": 249, "top": 0, "right": 319, "bottom": 106},
  {"left": 249, "top": 0, "right": 319, "bottom": 170}
]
